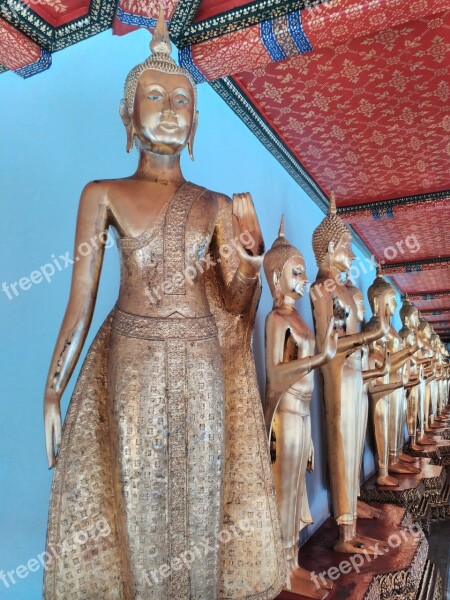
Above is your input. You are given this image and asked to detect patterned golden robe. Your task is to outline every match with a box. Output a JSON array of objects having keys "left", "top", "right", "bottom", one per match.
[{"left": 43, "top": 182, "right": 286, "bottom": 599}]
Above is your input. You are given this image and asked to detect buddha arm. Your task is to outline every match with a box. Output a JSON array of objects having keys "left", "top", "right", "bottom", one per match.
[
  {"left": 212, "top": 195, "right": 260, "bottom": 314},
  {"left": 369, "top": 380, "right": 404, "bottom": 401},
  {"left": 405, "top": 377, "right": 420, "bottom": 389},
  {"left": 44, "top": 182, "right": 109, "bottom": 399},
  {"left": 265, "top": 313, "right": 330, "bottom": 393},
  {"left": 363, "top": 362, "right": 388, "bottom": 382},
  {"left": 389, "top": 343, "right": 419, "bottom": 371}
]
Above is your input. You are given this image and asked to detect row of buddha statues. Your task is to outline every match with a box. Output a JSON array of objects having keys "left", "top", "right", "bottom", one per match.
[
  {"left": 264, "top": 207, "right": 449, "bottom": 598},
  {"left": 42, "top": 10, "right": 449, "bottom": 599}
]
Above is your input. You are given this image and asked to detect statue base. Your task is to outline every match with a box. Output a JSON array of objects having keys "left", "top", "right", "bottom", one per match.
[
  {"left": 409, "top": 437, "right": 450, "bottom": 467},
  {"left": 359, "top": 458, "right": 447, "bottom": 535},
  {"left": 276, "top": 504, "right": 436, "bottom": 600}
]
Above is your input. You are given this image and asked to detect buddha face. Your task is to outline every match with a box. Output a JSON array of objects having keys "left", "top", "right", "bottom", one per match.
[
  {"left": 409, "top": 309, "right": 420, "bottom": 330},
  {"left": 352, "top": 291, "right": 365, "bottom": 322},
  {"left": 131, "top": 68, "right": 195, "bottom": 155},
  {"left": 278, "top": 256, "right": 308, "bottom": 300},
  {"left": 382, "top": 288, "right": 397, "bottom": 317},
  {"left": 331, "top": 233, "right": 355, "bottom": 273},
  {"left": 405, "top": 328, "right": 416, "bottom": 347}
]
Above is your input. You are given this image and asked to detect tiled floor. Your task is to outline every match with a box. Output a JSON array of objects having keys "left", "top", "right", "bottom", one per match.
[{"left": 428, "top": 519, "right": 450, "bottom": 599}]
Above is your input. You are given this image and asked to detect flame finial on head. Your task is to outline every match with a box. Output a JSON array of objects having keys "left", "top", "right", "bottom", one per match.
[
  {"left": 263, "top": 214, "right": 303, "bottom": 298},
  {"left": 329, "top": 191, "right": 337, "bottom": 215},
  {"left": 150, "top": 5, "right": 171, "bottom": 56},
  {"left": 123, "top": 6, "right": 197, "bottom": 113},
  {"left": 278, "top": 214, "right": 285, "bottom": 238}
]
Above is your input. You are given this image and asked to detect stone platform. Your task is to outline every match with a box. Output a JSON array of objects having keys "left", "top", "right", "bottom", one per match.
[{"left": 276, "top": 504, "right": 434, "bottom": 600}]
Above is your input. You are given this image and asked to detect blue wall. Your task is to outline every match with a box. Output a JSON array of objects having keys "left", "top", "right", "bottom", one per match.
[{"left": 0, "top": 28, "right": 402, "bottom": 599}]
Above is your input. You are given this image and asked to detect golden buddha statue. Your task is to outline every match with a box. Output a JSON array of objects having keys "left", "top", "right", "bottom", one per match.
[
  {"left": 436, "top": 343, "right": 449, "bottom": 417},
  {"left": 429, "top": 333, "right": 442, "bottom": 426},
  {"left": 42, "top": 11, "right": 286, "bottom": 599},
  {"left": 263, "top": 217, "right": 337, "bottom": 599},
  {"left": 365, "top": 277, "right": 416, "bottom": 485},
  {"left": 417, "top": 317, "right": 436, "bottom": 443},
  {"left": 346, "top": 282, "right": 388, "bottom": 515},
  {"left": 367, "top": 270, "right": 420, "bottom": 477},
  {"left": 398, "top": 298, "right": 423, "bottom": 450},
  {"left": 310, "top": 196, "right": 390, "bottom": 555}
]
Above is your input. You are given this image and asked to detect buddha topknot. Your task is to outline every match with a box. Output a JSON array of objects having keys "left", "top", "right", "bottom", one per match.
[
  {"left": 312, "top": 192, "right": 351, "bottom": 267},
  {"left": 263, "top": 215, "right": 302, "bottom": 297},
  {"left": 123, "top": 7, "right": 197, "bottom": 112}
]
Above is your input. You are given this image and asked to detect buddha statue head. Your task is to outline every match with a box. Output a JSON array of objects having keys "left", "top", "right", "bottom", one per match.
[
  {"left": 264, "top": 216, "right": 308, "bottom": 306},
  {"left": 120, "top": 8, "right": 198, "bottom": 157},
  {"left": 312, "top": 193, "right": 354, "bottom": 273},
  {"left": 400, "top": 296, "right": 419, "bottom": 330},
  {"left": 367, "top": 266, "right": 397, "bottom": 318},
  {"left": 418, "top": 317, "right": 432, "bottom": 342}
]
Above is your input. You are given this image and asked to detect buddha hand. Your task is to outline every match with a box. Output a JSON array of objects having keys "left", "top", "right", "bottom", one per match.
[
  {"left": 232, "top": 192, "right": 264, "bottom": 277},
  {"left": 44, "top": 388, "right": 62, "bottom": 469}
]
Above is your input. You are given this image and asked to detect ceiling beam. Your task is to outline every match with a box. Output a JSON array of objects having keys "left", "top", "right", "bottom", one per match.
[
  {"left": 337, "top": 190, "right": 450, "bottom": 216},
  {"left": 382, "top": 257, "right": 450, "bottom": 274},
  {"left": 407, "top": 290, "right": 450, "bottom": 301}
]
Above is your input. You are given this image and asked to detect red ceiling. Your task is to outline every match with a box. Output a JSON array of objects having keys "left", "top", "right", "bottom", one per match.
[
  {"left": 24, "top": 0, "right": 91, "bottom": 27},
  {"left": 391, "top": 270, "right": 450, "bottom": 294},
  {"left": 234, "top": 10, "right": 450, "bottom": 205},
  {"left": 195, "top": 0, "right": 251, "bottom": 21},
  {"left": 348, "top": 201, "right": 450, "bottom": 263}
]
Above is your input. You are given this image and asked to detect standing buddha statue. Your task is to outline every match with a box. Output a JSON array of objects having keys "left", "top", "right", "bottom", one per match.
[
  {"left": 42, "top": 11, "right": 286, "bottom": 599},
  {"left": 264, "top": 217, "right": 337, "bottom": 599},
  {"left": 310, "top": 195, "right": 389, "bottom": 554}
]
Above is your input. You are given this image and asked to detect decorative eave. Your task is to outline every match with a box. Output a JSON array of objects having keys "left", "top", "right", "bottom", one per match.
[
  {"left": 337, "top": 191, "right": 450, "bottom": 223},
  {"left": 382, "top": 257, "right": 450, "bottom": 274},
  {"left": 175, "top": 0, "right": 330, "bottom": 47},
  {"left": 407, "top": 291, "right": 450, "bottom": 301}
]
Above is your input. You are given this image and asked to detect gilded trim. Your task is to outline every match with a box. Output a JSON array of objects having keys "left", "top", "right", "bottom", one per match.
[
  {"left": 382, "top": 256, "right": 450, "bottom": 274},
  {"left": 407, "top": 290, "right": 450, "bottom": 301},
  {"left": 210, "top": 76, "right": 328, "bottom": 211},
  {"left": 176, "top": 0, "right": 332, "bottom": 47},
  {"left": 337, "top": 190, "right": 450, "bottom": 216},
  {"left": 0, "top": 0, "right": 115, "bottom": 52},
  {"left": 169, "top": 0, "right": 202, "bottom": 44},
  {"left": 15, "top": 47, "right": 51, "bottom": 78}
]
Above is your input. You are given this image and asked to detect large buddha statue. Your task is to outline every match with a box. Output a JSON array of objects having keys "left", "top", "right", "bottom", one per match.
[
  {"left": 264, "top": 218, "right": 337, "bottom": 599},
  {"left": 310, "top": 196, "right": 389, "bottom": 555},
  {"left": 42, "top": 12, "right": 286, "bottom": 599}
]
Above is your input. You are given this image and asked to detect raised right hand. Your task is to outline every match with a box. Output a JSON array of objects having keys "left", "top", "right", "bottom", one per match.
[
  {"left": 322, "top": 316, "right": 338, "bottom": 360},
  {"left": 44, "top": 389, "right": 62, "bottom": 469}
]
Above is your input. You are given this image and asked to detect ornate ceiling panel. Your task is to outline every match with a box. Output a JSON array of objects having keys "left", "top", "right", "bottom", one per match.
[
  {"left": 391, "top": 270, "right": 450, "bottom": 294},
  {"left": 231, "top": 11, "right": 450, "bottom": 205},
  {"left": 343, "top": 199, "right": 450, "bottom": 263}
]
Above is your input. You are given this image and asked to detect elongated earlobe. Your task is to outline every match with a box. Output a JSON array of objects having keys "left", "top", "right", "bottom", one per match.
[
  {"left": 126, "top": 126, "right": 135, "bottom": 153},
  {"left": 119, "top": 99, "right": 135, "bottom": 153},
  {"left": 188, "top": 111, "right": 198, "bottom": 161}
]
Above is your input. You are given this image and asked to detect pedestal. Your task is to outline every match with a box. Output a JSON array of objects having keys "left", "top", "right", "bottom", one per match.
[
  {"left": 276, "top": 504, "right": 432, "bottom": 600},
  {"left": 359, "top": 458, "right": 445, "bottom": 534}
]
